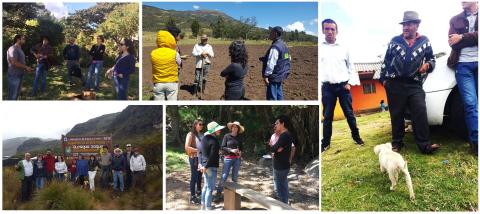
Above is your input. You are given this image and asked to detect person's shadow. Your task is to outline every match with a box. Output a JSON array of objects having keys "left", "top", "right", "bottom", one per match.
[{"left": 180, "top": 84, "right": 195, "bottom": 96}]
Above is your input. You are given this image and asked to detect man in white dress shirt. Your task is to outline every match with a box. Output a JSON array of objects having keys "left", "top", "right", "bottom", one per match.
[
  {"left": 192, "top": 34, "right": 214, "bottom": 94},
  {"left": 320, "top": 19, "right": 364, "bottom": 152},
  {"left": 16, "top": 153, "right": 34, "bottom": 201}
]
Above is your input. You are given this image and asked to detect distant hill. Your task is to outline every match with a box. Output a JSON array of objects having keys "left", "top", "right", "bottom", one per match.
[
  {"left": 3, "top": 137, "right": 30, "bottom": 157},
  {"left": 16, "top": 138, "right": 61, "bottom": 155},
  {"left": 67, "top": 105, "right": 163, "bottom": 145},
  {"left": 142, "top": 5, "right": 317, "bottom": 42},
  {"left": 143, "top": 5, "right": 236, "bottom": 32}
]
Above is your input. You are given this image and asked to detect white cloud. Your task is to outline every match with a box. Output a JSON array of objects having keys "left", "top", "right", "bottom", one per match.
[
  {"left": 305, "top": 30, "right": 317, "bottom": 36},
  {"left": 285, "top": 21, "right": 305, "bottom": 32},
  {"left": 193, "top": 5, "right": 200, "bottom": 10},
  {"left": 309, "top": 18, "right": 318, "bottom": 26},
  {"left": 45, "top": 2, "right": 69, "bottom": 19}
]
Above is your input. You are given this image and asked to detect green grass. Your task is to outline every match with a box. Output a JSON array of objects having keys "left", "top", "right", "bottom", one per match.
[
  {"left": 166, "top": 146, "right": 188, "bottom": 173},
  {"left": 2, "top": 64, "right": 139, "bottom": 100},
  {"left": 322, "top": 112, "right": 478, "bottom": 211},
  {"left": 142, "top": 31, "right": 317, "bottom": 47}
]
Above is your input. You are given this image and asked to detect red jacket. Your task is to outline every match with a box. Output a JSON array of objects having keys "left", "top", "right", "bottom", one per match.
[{"left": 44, "top": 155, "right": 56, "bottom": 173}]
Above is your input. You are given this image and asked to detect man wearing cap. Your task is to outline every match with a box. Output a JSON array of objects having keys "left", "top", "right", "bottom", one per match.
[
  {"left": 199, "top": 121, "right": 224, "bottom": 210},
  {"left": 448, "top": 1, "right": 478, "bottom": 155},
  {"left": 192, "top": 34, "right": 214, "bottom": 94},
  {"left": 260, "top": 26, "right": 291, "bottom": 100},
  {"left": 380, "top": 11, "right": 440, "bottom": 154},
  {"left": 99, "top": 145, "right": 112, "bottom": 188},
  {"left": 112, "top": 148, "right": 126, "bottom": 194},
  {"left": 320, "top": 19, "right": 364, "bottom": 153},
  {"left": 130, "top": 147, "right": 146, "bottom": 192},
  {"left": 123, "top": 144, "right": 134, "bottom": 191}
]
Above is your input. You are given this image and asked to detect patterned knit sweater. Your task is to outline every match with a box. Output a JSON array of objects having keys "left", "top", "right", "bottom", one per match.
[{"left": 380, "top": 34, "right": 435, "bottom": 84}]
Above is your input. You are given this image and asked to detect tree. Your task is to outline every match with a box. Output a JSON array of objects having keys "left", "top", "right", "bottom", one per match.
[
  {"left": 212, "top": 17, "right": 226, "bottom": 39},
  {"left": 166, "top": 16, "right": 177, "bottom": 29},
  {"left": 191, "top": 20, "right": 200, "bottom": 37}
]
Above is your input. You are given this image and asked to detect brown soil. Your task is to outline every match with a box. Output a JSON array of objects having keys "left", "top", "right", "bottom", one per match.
[
  {"left": 165, "top": 160, "right": 319, "bottom": 210},
  {"left": 142, "top": 44, "right": 317, "bottom": 100}
]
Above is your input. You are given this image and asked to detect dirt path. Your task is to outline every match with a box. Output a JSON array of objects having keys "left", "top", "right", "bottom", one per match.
[
  {"left": 143, "top": 44, "right": 317, "bottom": 100},
  {"left": 166, "top": 160, "right": 319, "bottom": 210}
]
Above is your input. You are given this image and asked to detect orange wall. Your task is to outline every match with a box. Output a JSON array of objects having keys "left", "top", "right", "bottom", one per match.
[
  {"left": 350, "top": 79, "right": 388, "bottom": 113},
  {"left": 329, "top": 80, "right": 388, "bottom": 120}
]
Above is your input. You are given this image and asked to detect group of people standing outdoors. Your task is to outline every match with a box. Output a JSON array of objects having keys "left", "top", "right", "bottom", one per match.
[
  {"left": 184, "top": 116, "right": 295, "bottom": 210},
  {"left": 15, "top": 144, "right": 147, "bottom": 202},
  {"left": 321, "top": 1, "right": 477, "bottom": 155},
  {"left": 151, "top": 26, "right": 291, "bottom": 100},
  {"left": 6, "top": 34, "right": 137, "bottom": 100}
]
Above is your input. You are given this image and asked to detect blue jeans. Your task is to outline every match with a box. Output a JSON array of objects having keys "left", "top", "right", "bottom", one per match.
[
  {"left": 87, "top": 61, "right": 103, "bottom": 90},
  {"left": 201, "top": 167, "right": 217, "bottom": 209},
  {"left": 266, "top": 82, "right": 283, "bottom": 100},
  {"left": 114, "top": 75, "right": 129, "bottom": 100},
  {"left": 55, "top": 173, "right": 65, "bottom": 181},
  {"left": 273, "top": 168, "right": 289, "bottom": 204},
  {"left": 35, "top": 177, "right": 45, "bottom": 190},
  {"left": 7, "top": 72, "right": 23, "bottom": 100},
  {"left": 456, "top": 62, "right": 478, "bottom": 145},
  {"left": 189, "top": 157, "right": 202, "bottom": 197},
  {"left": 32, "top": 63, "right": 47, "bottom": 96},
  {"left": 217, "top": 158, "right": 240, "bottom": 194},
  {"left": 113, "top": 170, "right": 124, "bottom": 192},
  {"left": 321, "top": 83, "right": 361, "bottom": 148}
]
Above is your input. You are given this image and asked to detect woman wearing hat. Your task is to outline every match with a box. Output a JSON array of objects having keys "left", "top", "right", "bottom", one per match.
[
  {"left": 215, "top": 121, "right": 244, "bottom": 201},
  {"left": 184, "top": 119, "right": 204, "bottom": 204},
  {"left": 199, "top": 121, "right": 224, "bottom": 210}
]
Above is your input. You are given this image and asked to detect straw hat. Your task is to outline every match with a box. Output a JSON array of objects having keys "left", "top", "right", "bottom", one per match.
[
  {"left": 206, "top": 121, "right": 225, "bottom": 134},
  {"left": 227, "top": 121, "right": 245, "bottom": 134}
]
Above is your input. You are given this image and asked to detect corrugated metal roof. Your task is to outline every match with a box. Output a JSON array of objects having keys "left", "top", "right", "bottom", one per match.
[{"left": 354, "top": 62, "right": 382, "bottom": 79}]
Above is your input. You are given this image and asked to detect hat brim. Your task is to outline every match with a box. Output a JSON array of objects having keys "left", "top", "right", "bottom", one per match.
[
  {"left": 399, "top": 19, "right": 421, "bottom": 24},
  {"left": 207, "top": 125, "right": 225, "bottom": 134},
  {"left": 227, "top": 122, "right": 245, "bottom": 134}
]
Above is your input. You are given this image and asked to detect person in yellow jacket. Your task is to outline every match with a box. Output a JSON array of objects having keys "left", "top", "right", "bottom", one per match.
[{"left": 151, "top": 30, "right": 179, "bottom": 100}]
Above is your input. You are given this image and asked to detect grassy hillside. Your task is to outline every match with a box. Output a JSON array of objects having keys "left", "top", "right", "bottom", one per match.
[{"left": 321, "top": 112, "right": 478, "bottom": 211}]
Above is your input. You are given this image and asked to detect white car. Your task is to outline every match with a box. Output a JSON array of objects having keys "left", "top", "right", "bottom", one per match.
[{"left": 423, "top": 53, "right": 467, "bottom": 137}]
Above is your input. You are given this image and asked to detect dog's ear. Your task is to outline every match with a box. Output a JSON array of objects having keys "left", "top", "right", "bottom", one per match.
[{"left": 385, "top": 142, "right": 392, "bottom": 149}]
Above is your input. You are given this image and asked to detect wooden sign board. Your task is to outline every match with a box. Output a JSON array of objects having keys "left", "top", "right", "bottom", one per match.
[{"left": 61, "top": 135, "right": 112, "bottom": 162}]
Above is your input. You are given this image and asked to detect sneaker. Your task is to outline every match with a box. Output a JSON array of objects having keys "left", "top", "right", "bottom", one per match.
[
  {"left": 392, "top": 146, "right": 401, "bottom": 153},
  {"left": 190, "top": 196, "right": 197, "bottom": 205},
  {"left": 321, "top": 145, "right": 330, "bottom": 153}
]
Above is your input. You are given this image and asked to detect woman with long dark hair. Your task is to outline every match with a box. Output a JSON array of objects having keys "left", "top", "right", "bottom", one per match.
[
  {"left": 106, "top": 38, "right": 136, "bottom": 100},
  {"left": 184, "top": 119, "right": 204, "bottom": 204},
  {"left": 220, "top": 40, "right": 248, "bottom": 100}
]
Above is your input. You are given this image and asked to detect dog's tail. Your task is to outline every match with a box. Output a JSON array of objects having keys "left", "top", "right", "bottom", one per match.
[{"left": 402, "top": 161, "right": 415, "bottom": 200}]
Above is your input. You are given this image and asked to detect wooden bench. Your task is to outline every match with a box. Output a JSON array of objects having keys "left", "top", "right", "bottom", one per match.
[{"left": 223, "top": 182, "right": 295, "bottom": 210}]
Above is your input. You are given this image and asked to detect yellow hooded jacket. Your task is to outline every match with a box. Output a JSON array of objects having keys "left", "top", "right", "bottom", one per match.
[{"left": 151, "top": 30, "right": 178, "bottom": 83}]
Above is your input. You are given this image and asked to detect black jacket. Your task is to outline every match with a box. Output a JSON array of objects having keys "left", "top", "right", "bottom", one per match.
[
  {"left": 221, "top": 133, "right": 243, "bottom": 156},
  {"left": 201, "top": 134, "right": 220, "bottom": 168}
]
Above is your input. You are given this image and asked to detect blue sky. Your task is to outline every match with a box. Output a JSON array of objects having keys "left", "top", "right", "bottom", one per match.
[
  {"left": 320, "top": 0, "right": 460, "bottom": 62},
  {"left": 44, "top": 2, "right": 97, "bottom": 18},
  {"left": 144, "top": 2, "right": 318, "bottom": 35}
]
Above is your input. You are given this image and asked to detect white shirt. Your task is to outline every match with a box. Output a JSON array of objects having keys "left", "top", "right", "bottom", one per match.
[
  {"left": 55, "top": 162, "right": 68, "bottom": 174},
  {"left": 23, "top": 160, "right": 33, "bottom": 177},
  {"left": 319, "top": 41, "right": 360, "bottom": 86},
  {"left": 192, "top": 43, "right": 214, "bottom": 68},
  {"left": 130, "top": 154, "right": 146, "bottom": 172},
  {"left": 264, "top": 49, "right": 279, "bottom": 76}
]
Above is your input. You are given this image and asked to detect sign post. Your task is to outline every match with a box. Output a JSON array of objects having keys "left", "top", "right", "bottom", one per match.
[{"left": 61, "top": 135, "right": 112, "bottom": 163}]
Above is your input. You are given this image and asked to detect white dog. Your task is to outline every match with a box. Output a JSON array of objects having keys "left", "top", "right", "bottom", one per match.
[{"left": 374, "top": 143, "right": 415, "bottom": 200}]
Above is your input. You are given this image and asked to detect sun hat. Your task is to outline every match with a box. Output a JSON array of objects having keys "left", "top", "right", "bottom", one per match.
[
  {"left": 227, "top": 121, "right": 245, "bottom": 134},
  {"left": 206, "top": 121, "right": 225, "bottom": 134},
  {"left": 399, "top": 11, "right": 421, "bottom": 24}
]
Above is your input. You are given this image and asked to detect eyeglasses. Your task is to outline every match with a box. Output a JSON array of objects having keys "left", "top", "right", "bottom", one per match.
[
  {"left": 199, "top": 124, "right": 204, "bottom": 126},
  {"left": 119, "top": 43, "right": 126, "bottom": 46}
]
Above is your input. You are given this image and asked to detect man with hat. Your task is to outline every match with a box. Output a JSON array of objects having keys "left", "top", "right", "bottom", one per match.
[
  {"left": 320, "top": 18, "right": 364, "bottom": 152},
  {"left": 199, "top": 121, "right": 225, "bottom": 210},
  {"left": 130, "top": 146, "right": 146, "bottom": 192},
  {"left": 448, "top": 1, "right": 478, "bottom": 155},
  {"left": 260, "top": 26, "right": 291, "bottom": 100},
  {"left": 112, "top": 148, "right": 126, "bottom": 194},
  {"left": 123, "top": 144, "right": 134, "bottom": 191},
  {"left": 192, "top": 34, "right": 214, "bottom": 94},
  {"left": 380, "top": 11, "right": 440, "bottom": 154}
]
